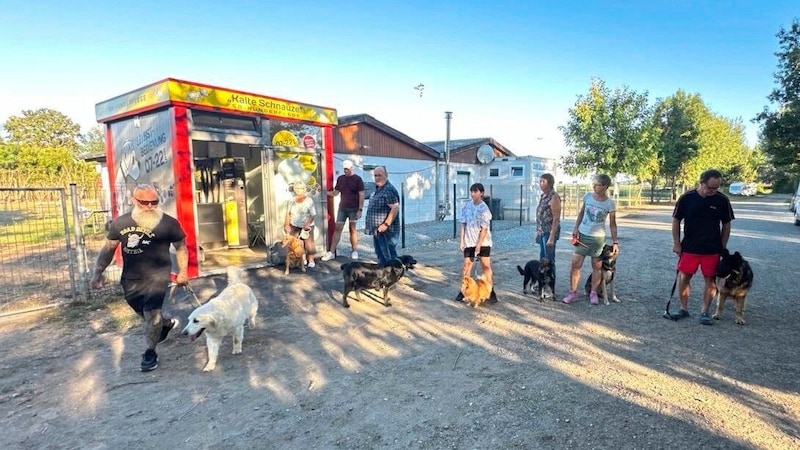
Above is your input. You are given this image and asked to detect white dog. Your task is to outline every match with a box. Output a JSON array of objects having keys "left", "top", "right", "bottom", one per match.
[{"left": 182, "top": 266, "right": 258, "bottom": 371}]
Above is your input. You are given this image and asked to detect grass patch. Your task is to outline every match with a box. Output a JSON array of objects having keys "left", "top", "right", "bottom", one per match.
[{"left": 47, "top": 290, "right": 139, "bottom": 334}]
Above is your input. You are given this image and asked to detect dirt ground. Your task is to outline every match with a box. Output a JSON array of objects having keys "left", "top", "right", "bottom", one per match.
[{"left": 1, "top": 198, "right": 799, "bottom": 449}]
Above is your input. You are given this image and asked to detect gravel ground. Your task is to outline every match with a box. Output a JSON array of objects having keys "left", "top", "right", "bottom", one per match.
[{"left": 2, "top": 196, "right": 798, "bottom": 450}]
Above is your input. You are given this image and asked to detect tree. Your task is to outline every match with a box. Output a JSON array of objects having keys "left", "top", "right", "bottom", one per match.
[
  {"left": 653, "top": 90, "right": 701, "bottom": 197},
  {"left": 0, "top": 142, "right": 97, "bottom": 188},
  {"left": 3, "top": 108, "right": 82, "bottom": 153},
  {"left": 79, "top": 125, "right": 106, "bottom": 156},
  {"left": 688, "top": 113, "right": 753, "bottom": 186},
  {"left": 559, "top": 78, "right": 657, "bottom": 178},
  {"left": 755, "top": 19, "right": 800, "bottom": 191}
]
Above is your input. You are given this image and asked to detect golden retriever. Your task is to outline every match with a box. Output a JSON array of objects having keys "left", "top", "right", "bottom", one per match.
[
  {"left": 181, "top": 266, "right": 258, "bottom": 371},
  {"left": 461, "top": 275, "right": 492, "bottom": 308},
  {"left": 281, "top": 234, "right": 306, "bottom": 275}
]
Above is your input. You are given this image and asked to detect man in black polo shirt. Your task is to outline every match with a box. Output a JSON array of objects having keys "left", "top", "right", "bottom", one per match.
[{"left": 671, "top": 169, "right": 735, "bottom": 325}]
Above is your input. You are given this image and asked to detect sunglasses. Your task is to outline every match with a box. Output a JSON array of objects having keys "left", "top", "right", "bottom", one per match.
[{"left": 135, "top": 198, "right": 159, "bottom": 206}]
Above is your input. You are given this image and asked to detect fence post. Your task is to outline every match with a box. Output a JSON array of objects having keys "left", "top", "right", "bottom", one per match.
[
  {"left": 401, "top": 182, "right": 406, "bottom": 249},
  {"left": 488, "top": 185, "right": 493, "bottom": 231},
  {"left": 452, "top": 183, "right": 457, "bottom": 238},
  {"left": 70, "top": 184, "right": 89, "bottom": 302}
]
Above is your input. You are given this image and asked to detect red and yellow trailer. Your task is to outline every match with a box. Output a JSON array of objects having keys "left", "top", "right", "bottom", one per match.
[{"left": 95, "top": 78, "right": 337, "bottom": 276}]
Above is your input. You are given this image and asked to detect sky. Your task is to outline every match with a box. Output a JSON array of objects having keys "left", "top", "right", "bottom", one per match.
[{"left": 0, "top": 0, "right": 796, "bottom": 160}]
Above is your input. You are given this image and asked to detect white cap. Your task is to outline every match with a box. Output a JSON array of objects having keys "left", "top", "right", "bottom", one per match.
[{"left": 342, "top": 160, "right": 354, "bottom": 169}]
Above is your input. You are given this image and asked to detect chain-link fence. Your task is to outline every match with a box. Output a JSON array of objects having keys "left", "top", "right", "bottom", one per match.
[
  {"left": 444, "top": 182, "right": 673, "bottom": 230},
  {"left": 0, "top": 185, "right": 119, "bottom": 315},
  {"left": 558, "top": 182, "right": 674, "bottom": 218}
]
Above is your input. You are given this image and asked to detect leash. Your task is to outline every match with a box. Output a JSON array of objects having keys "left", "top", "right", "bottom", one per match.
[
  {"left": 662, "top": 269, "right": 680, "bottom": 320},
  {"left": 570, "top": 236, "right": 591, "bottom": 249},
  {"left": 169, "top": 282, "right": 203, "bottom": 307}
]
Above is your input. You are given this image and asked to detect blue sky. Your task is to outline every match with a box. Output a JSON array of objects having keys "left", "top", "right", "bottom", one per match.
[{"left": 0, "top": 1, "right": 795, "bottom": 159}]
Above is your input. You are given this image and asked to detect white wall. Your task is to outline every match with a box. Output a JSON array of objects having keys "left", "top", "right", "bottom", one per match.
[
  {"left": 330, "top": 153, "right": 556, "bottom": 225},
  {"left": 436, "top": 155, "right": 557, "bottom": 222},
  {"left": 330, "top": 154, "right": 438, "bottom": 226}
]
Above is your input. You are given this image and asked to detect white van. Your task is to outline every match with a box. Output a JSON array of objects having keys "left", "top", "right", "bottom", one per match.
[
  {"left": 728, "top": 182, "right": 756, "bottom": 196},
  {"left": 791, "top": 181, "right": 800, "bottom": 213}
]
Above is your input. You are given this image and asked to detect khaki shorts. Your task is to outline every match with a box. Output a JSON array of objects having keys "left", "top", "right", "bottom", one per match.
[{"left": 573, "top": 233, "right": 605, "bottom": 258}]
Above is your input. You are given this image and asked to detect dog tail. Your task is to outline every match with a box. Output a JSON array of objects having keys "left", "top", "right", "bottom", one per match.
[
  {"left": 226, "top": 265, "right": 243, "bottom": 284},
  {"left": 517, "top": 265, "right": 525, "bottom": 276}
]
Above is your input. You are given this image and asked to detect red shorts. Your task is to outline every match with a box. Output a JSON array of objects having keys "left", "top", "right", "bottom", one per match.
[{"left": 677, "top": 253, "right": 719, "bottom": 277}]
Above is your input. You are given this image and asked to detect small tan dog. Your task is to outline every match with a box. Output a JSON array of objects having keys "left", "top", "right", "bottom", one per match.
[
  {"left": 461, "top": 275, "right": 492, "bottom": 307},
  {"left": 281, "top": 234, "right": 306, "bottom": 275}
]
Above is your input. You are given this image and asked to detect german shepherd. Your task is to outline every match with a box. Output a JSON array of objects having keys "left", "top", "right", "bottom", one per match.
[
  {"left": 584, "top": 245, "right": 618, "bottom": 305},
  {"left": 713, "top": 249, "right": 753, "bottom": 325}
]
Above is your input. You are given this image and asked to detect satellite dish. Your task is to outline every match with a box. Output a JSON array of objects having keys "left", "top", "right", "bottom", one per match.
[{"left": 476, "top": 144, "right": 495, "bottom": 164}]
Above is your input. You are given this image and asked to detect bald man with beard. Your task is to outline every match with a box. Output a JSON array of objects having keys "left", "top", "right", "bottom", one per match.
[{"left": 91, "top": 184, "right": 188, "bottom": 372}]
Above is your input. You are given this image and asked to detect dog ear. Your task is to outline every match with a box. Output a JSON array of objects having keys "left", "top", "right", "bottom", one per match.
[{"left": 199, "top": 313, "right": 216, "bottom": 329}]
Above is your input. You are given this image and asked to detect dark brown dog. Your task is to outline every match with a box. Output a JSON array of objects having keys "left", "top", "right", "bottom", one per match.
[
  {"left": 585, "top": 245, "right": 618, "bottom": 305},
  {"left": 713, "top": 248, "right": 753, "bottom": 325},
  {"left": 281, "top": 235, "right": 306, "bottom": 275},
  {"left": 340, "top": 255, "right": 417, "bottom": 308}
]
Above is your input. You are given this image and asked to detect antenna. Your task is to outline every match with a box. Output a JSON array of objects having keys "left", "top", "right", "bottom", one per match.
[{"left": 414, "top": 83, "right": 425, "bottom": 98}]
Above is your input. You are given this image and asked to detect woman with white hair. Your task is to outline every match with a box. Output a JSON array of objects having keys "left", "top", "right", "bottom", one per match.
[{"left": 284, "top": 182, "right": 317, "bottom": 267}]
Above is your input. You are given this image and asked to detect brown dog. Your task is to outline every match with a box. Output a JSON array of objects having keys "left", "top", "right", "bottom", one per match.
[
  {"left": 281, "top": 235, "right": 306, "bottom": 275},
  {"left": 713, "top": 249, "right": 753, "bottom": 325},
  {"left": 461, "top": 275, "right": 492, "bottom": 307}
]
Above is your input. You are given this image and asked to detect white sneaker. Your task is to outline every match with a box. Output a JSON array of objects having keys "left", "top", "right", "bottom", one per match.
[
  {"left": 350, "top": 251, "right": 359, "bottom": 260},
  {"left": 321, "top": 252, "right": 335, "bottom": 262},
  {"left": 307, "top": 261, "right": 316, "bottom": 268}
]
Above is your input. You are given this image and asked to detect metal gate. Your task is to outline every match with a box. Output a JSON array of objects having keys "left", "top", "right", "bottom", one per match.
[
  {"left": 0, "top": 187, "right": 77, "bottom": 314},
  {"left": 0, "top": 185, "right": 114, "bottom": 316}
]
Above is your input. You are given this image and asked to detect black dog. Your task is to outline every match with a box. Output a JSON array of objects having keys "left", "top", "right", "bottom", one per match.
[
  {"left": 713, "top": 249, "right": 753, "bottom": 325},
  {"left": 340, "top": 255, "right": 417, "bottom": 308},
  {"left": 516, "top": 258, "right": 555, "bottom": 300},
  {"left": 584, "top": 245, "right": 618, "bottom": 305}
]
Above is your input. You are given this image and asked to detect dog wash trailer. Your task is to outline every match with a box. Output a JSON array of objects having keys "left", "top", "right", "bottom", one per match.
[{"left": 95, "top": 78, "right": 338, "bottom": 277}]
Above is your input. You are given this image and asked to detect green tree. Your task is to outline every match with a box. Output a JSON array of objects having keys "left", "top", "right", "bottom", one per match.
[
  {"left": 0, "top": 142, "right": 97, "bottom": 187},
  {"left": 755, "top": 19, "right": 800, "bottom": 191},
  {"left": 653, "top": 90, "right": 701, "bottom": 198},
  {"left": 80, "top": 125, "right": 106, "bottom": 156},
  {"left": 560, "top": 78, "right": 657, "bottom": 178},
  {"left": 688, "top": 113, "right": 752, "bottom": 185},
  {"left": 3, "top": 108, "right": 82, "bottom": 153}
]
